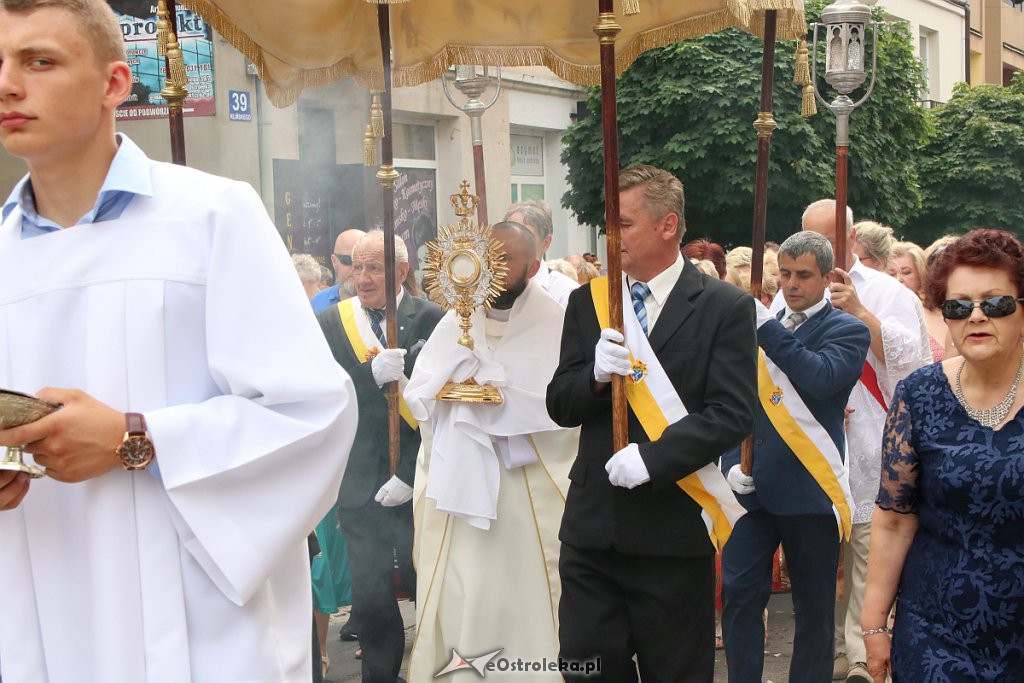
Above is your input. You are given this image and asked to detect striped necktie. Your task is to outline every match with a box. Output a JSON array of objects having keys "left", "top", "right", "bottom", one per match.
[
  {"left": 365, "top": 307, "right": 386, "bottom": 345},
  {"left": 783, "top": 311, "right": 807, "bottom": 332},
  {"left": 631, "top": 282, "right": 651, "bottom": 335}
]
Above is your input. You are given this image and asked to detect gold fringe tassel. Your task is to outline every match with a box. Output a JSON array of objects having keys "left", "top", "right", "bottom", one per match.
[
  {"left": 156, "top": 0, "right": 169, "bottom": 57},
  {"left": 363, "top": 124, "right": 378, "bottom": 167},
  {"left": 370, "top": 94, "right": 385, "bottom": 138},
  {"left": 802, "top": 84, "right": 817, "bottom": 117},
  {"left": 622, "top": 0, "right": 640, "bottom": 16},
  {"left": 793, "top": 39, "right": 810, "bottom": 86},
  {"left": 362, "top": 0, "right": 410, "bottom": 4},
  {"left": 793, "top": 39, "right": 816, "bottom": 117},
  {"left": 166, "top": 32, "right": 189, "bottom": 88}
]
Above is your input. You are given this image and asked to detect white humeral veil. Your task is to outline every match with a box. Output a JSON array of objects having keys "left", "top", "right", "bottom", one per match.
[
  {"left": 405, "top": 280, "right": 577, "bottom": 681},
  {"left": 0, "top": 163, "right": 357, "bottom": 683}
]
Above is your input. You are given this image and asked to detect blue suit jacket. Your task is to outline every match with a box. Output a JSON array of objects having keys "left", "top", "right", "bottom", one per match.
[{"left": 722, "top": 300, "right": 870, "bottom": 517}]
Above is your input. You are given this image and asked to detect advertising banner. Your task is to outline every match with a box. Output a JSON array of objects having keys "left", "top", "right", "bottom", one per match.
[{"left": 110, "top": 2, "right": 215, "bottom": 120}]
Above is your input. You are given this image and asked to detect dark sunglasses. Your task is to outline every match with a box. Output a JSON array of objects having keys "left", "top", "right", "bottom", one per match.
[
  {"left": 334, "top": 253, "right": 353, "bottom": 266},
  {"left": 940, "top": 295, "right": 1024, "bottom": 320}
]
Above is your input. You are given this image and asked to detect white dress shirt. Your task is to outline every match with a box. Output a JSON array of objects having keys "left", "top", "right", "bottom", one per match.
[{"left": 627, "top": 253, "right": 685, "bottom": 332}]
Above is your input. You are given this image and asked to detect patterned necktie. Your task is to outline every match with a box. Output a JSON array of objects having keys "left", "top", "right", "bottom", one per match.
[
  {"left": 784, "top": 310, "right": 807, "bottom": 332},
  {"left": 631, "top": 282, "right": 651, "bottom": 335},
  {"left": 366, "top": 307, "right": 387, "bottom": 345}
]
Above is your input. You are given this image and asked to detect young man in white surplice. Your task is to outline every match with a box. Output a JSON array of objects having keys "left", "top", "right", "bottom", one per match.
[{"left": 0, "top": 2, "right": 357, "bottom": 681}]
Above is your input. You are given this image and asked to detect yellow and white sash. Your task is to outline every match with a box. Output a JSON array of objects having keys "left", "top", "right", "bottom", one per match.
[
  {"left": 591, "top": 277, "right": 745, "bottom": 553},
  {"left": 337, "top": 297, "right": 418, "bottom": 430},
  {"left": 757, "top": 350, "right": 853, "bottom": 540}
]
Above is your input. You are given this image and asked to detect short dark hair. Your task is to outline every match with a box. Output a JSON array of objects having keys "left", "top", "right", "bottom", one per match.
[{"left": 925, "top": 229, "right": 1024, "bottom": 309}]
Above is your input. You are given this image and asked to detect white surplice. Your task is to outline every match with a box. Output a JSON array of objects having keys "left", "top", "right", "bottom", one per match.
[
  {"left": 404, "top": 280, "right": 577, "bottom": 681},
  {"left": 0, "top": 163, "right": 357, "bottom": 683}
]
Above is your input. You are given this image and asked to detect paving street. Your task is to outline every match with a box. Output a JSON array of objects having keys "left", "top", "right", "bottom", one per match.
[{"left": 324, "top": 593, "right": 798, "bottom": 682}]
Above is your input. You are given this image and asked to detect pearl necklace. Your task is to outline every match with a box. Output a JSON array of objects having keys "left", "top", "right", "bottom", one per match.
[{"left": 954, "top": 350, "right": 1024, "bottom": 428}]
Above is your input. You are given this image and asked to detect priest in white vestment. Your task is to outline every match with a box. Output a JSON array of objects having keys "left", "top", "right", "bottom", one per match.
[
  {"left": 0, "top": 4, "right": 357, "bottom": 681},
  {"left": 404, "top": 221, "right": 577, "bottom": 681}
]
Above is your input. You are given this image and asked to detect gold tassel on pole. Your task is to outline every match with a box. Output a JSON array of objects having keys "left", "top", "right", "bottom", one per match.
[
  {"left": 622, "top": 0, "right": 640, "bottom": 15},
  {"left": 156, "top": 0, "right": 169, "bottom": 57},
  {"left": 165, "top": 30, "right": 189, "bottom": 89},
  {"left": 364, "top": 124, "right": 378, "bottom": 167},
  {"left": 793, "top": 39, "right": 817, "bottom": 117},
  {"left": 370, "top": 93, "right": 385, "bottom": 138}
]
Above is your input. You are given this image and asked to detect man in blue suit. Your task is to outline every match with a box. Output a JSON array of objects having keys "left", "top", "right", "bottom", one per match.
[{"left": 721, "top": 231, "right": 870, "bottom": 683}]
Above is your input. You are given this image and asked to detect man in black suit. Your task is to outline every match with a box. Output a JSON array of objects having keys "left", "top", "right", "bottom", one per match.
[
  {"left": 547, "top": 165, "right": 757, "bottom": 682},
  {"left": 318, "top": 230, "right": 443, "bottom": 683}
]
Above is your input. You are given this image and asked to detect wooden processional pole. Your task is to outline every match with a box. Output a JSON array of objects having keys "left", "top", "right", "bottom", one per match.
[
  {"left": 741, "top": 10, "right": 779, "bottom": 476},
  {"left": 595, "top": 0, "right": 628, "bottom": 452},
  {"left": 376, "top": 5, "right": 403, "bottom": 476},
  {"left": 159, "top": 0, "right": 188, "bottom": 166}
]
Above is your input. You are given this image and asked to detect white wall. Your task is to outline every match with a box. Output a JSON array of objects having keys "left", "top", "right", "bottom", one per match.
[{"left": 881, "top": 0, "right": 968, "bottom": 102}]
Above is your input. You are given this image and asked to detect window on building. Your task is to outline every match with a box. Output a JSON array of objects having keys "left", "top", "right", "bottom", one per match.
[
  {"left": 393, "top": 123, "right": 436, "bottom": 161},
  {"left": 510, "top": 133, "right": 545, "bottom": 205}
]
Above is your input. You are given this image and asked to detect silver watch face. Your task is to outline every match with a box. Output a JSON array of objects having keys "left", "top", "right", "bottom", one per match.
[{"left": 119, "top": 436, "right": 154, "bottom": 469}]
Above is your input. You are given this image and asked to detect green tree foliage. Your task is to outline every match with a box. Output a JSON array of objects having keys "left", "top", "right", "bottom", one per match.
[
  {"left": 561, "top": 0, "right": 929, "bottom": 247},
  {"left": 906, "top": 74, "right": 1024, "bottom": 242}
]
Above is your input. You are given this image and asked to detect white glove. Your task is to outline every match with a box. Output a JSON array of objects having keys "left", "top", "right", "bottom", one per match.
[
  {"left": 727, "top": 464, "right": 756, "bottom": 495},
  {"left": 371, "top": 348, "right": 407, "bottom": 387},
  {"left": 754, "top": 298, "right": 775, "bottom": 329},
  {"left": 374, "top": 475, "right": 413, "bottom": 507},
  {"left": 605, "top": 443, "right": 651, "bottom": 489},
  {"left": 594, "top": 328, "right": 632, "bottom": 383}
]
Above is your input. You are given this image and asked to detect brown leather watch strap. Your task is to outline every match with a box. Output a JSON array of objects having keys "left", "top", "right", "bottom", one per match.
[{"left": 125, "top": 412, "right": 147, "bottom": 436}]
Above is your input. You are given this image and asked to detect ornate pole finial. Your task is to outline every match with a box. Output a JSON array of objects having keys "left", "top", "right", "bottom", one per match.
[{"left": 450, "top": 181, "right": 479, "bottom": 221}]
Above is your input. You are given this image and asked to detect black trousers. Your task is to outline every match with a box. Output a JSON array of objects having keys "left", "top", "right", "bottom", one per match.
[
  {"left": 337, "top": 501, "right": 415, "bottom": 683},
  {"left": 721, "top": 509, "right": 840, "bottom": 683},
  {"left": 559, "top": 543, "right": 715, "bottom": 683}
]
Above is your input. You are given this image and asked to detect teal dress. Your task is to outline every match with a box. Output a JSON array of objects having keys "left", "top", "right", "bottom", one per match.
[{"left": 311, "top": 503, "right": 352, "bottom": 614}]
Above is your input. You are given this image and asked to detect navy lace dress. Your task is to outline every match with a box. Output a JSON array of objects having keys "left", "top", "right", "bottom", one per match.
[{"left": 877, "top": 363, "right": 1024, "bottom": 682}]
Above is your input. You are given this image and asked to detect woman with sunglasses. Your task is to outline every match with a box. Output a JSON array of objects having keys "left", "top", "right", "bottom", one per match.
[{"left": 862, "top": 228, "right": 1024, "bottom": 682}]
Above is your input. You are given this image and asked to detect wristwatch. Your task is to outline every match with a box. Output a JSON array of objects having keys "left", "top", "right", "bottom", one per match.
[{"left": 115, "top": 412, "right": 155, "bottom": 470}]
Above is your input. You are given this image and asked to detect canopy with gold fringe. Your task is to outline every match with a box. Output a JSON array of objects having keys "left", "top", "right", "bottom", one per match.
[{"left": 181, "top": 0, "right": 805, "bottom": 107}]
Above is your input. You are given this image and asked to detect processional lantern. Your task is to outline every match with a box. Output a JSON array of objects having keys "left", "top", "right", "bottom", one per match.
[
  {"left": 442, "top": 66, "right": 501, "bottom": 225},
  {"left": 810, "top": 0, "right": 878, "bottom": 270}
]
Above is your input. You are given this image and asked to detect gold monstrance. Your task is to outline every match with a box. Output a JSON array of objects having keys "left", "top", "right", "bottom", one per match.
[
  {"left": 422, "top": 181, "right": 508, "bottom": 404},
  {"left": 0, "top": 389, "right": 59, "bottom": 479}
]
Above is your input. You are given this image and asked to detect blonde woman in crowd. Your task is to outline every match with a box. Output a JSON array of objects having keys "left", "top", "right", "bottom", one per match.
[
  {"left": 575, "top": 260, "right": 600, "bottom": 285},
  {"left": 892, "top": 241, "right": 950, "bottom": 361},
  {"left": 851, "top": 221, "right": 894, "bottom": 272},
  {"left": 547, "top": 258, "right": 581, "bottom": 284},
  {"left": 692, "top": 259, "right": 720, "bottom": 279},
  {"left": 724, "top": 246, "right": 752, "bottom": 288}
]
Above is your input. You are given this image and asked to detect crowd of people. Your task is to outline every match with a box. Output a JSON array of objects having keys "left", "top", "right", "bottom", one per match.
[{"left": 0, "top": 2, "right": 1021, "bottom": 683}]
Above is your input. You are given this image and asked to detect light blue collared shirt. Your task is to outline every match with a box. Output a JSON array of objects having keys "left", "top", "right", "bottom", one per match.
[{"left": 2, "top": 134, "right": 154, "bottom": 238}]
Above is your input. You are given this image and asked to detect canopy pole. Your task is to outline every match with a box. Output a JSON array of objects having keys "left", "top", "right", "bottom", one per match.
[
  {"left": 161, "top": 0, "right": 187, "bottom": 165},
  {"left": 376, "top": 5, "right": 402, "bottom": 476},
  {"left": 595, "top": 0, "right": 627, "bottom": 452},
  {"left": 741, "top": 10, "right": 779, "bottom": 476}
]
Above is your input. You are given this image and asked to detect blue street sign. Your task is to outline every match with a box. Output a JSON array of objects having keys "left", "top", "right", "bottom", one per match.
[{"left": 228, "top": 90, "right": 252, "bottom": 122}]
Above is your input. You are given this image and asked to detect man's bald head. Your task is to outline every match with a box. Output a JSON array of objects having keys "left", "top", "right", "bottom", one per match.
[
  {"left": 490, "top": 221, "right": 540, "bottom": 309},
  {"left": 332, "top": 228, "right": 367, "bottom": 296},
  {"left": 802, "top": 200, "right": 855, "bottom": 269}
]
